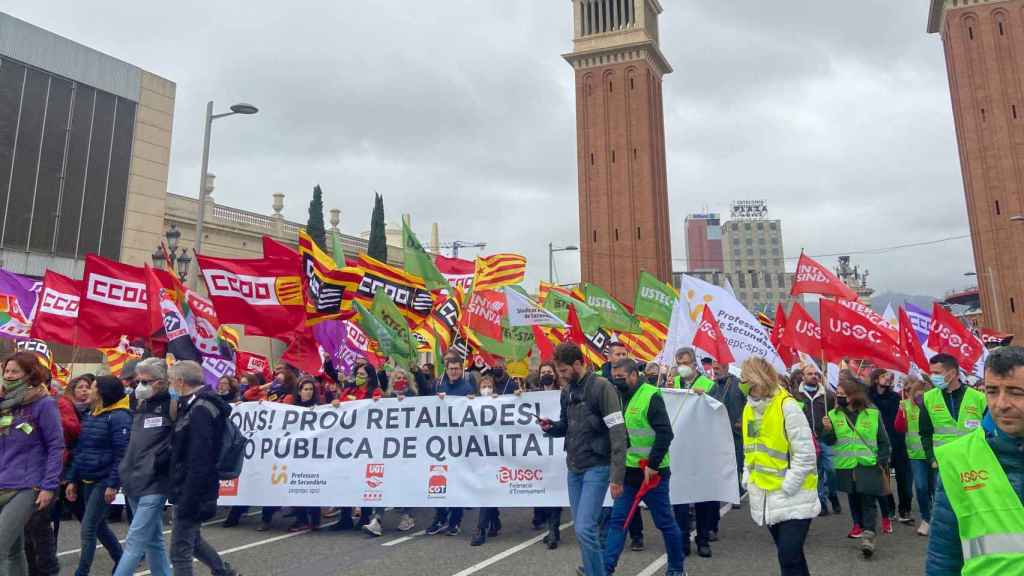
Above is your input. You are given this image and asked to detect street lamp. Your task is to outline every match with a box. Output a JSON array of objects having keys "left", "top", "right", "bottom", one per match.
[
  {"left": 964, "top": 270, "right": 1002, "bottom": 331},
  {"left": 549, "top": 243, "right": 579, "bottom": 283},
  {"left": 152, "top": 225, "right": 193, "bottom": 282},
  {"left": 192, "top": 100, "right": 259, "bottom": 286}
]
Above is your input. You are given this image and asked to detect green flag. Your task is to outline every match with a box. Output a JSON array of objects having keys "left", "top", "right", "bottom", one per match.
[
  {"left": 402, "top": 220, "right": 450, "bottom": 291},
  {"left": 543, "top": 289, "right": 602, "bottom": 335},
  {"left": 583, "top": 283, "right": 642, "bottom": 334},
  {"left": 473, "top": 317, "right": 534, "bottom": 361},
  {"left": 633, "top": 271, "right": 676, "bottom": 326},
  {"left": 330, "top": 229, "right": 346, "bottom": 267},
  {"left": 355, "top": 291, "right": 416, "bottom": 367}
]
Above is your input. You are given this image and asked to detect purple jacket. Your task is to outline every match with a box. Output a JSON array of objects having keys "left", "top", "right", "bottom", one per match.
[{"left": 0, "top": 395, "right": 65, "bottom": 491}]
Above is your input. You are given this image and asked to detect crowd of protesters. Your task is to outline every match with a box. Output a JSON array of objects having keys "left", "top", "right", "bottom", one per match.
[{"left": 0, "top": 337, "right": 1019, "bottom": 576}]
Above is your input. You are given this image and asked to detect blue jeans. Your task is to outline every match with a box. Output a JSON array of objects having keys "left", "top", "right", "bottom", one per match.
[
  {"left": 568, "top": 465, "right": 609, "bottom": 576},
  {"left": 114, "top": 494, "right": 172, "bottom": 576},
  {"left": 76, "top": 483, "right": 123, "bottom": 576},
  {"left": 910, "top": 459, "right": 935, "bottom": 522},
  {"left": 816, "top": 444, "right": 838, "bottom": 505},
  {"left": 604, "top": 479, "right": 684, "bottom": 575}
]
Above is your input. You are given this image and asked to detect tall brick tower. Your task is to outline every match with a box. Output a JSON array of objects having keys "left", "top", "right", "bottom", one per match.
[
  {"left": 928, "top": 0, "right": 1024, "bottom": 338},
  {"left": 564, "top": 0, "right": 673, "bottom": 305}
]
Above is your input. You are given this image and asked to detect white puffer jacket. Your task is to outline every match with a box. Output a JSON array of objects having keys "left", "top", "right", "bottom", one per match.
[{"left": 742, "top": 395, "right": 822, "bottom": 527}]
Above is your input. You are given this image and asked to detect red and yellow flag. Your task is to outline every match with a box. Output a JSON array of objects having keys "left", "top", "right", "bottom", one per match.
[
  {"left": 618, "top": 318, "right": 668, "bottom": 362},
  {"left": 473, "top": 254, "right": 526, "bottom": 292}
]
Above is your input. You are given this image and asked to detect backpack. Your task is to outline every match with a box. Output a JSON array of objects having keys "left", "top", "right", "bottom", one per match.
[{"left": 196, "top": 399, "right": 246, "bottom": 481}]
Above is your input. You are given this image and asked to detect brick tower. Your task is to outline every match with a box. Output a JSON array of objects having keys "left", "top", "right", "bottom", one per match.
[
  {"left": 928, "top": 0, "right": 1024, "bottom": 338},
  {"left": 564, "top": 0, "right": 673, "bottom": 305}
]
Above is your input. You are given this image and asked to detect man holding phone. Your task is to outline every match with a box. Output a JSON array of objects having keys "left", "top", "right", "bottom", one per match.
[{"left": 539, "top": 343, "right": 626, "bottom": 576}]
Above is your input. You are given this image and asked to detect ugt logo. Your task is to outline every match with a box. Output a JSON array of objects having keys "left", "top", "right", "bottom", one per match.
[{"left": 365, "top": 463, "right": 385, "bottom": 489}]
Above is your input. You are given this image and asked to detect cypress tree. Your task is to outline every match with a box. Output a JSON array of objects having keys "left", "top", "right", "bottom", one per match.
[
  {"left": 367, "top": 193, "right": 388, "bottom": 262},
  {"left": 306, "top": 184, "right": 327, "bottom": 250}
]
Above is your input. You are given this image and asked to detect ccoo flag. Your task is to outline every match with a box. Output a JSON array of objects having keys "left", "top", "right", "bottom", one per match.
[{"left": 298, "top": 229, "right": 363, "bottom": 325}]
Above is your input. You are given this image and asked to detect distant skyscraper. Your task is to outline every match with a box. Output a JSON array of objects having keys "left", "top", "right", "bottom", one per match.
[
  {"left": 564, "top": 0, "right": 673, "bottom": 305},
  {"left": 928, "top": 0, "right": 1024, "bottom": 338},
  {"left": 684, "top": 213, "right": 723, "bottom": 272}
]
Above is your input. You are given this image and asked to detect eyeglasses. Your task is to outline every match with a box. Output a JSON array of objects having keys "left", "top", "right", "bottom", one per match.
[{"left": 136, "top": 378, "right": 158, "bottom": 385}]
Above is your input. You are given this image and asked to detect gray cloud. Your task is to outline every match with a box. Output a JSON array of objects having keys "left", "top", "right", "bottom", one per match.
[{"left": 3, "top": 0, "right": 975, "bottom": 297}]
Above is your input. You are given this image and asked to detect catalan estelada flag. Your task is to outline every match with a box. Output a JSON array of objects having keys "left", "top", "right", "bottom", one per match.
[{"left": 473, "top": 254, "right": 526, "bottom": 292}]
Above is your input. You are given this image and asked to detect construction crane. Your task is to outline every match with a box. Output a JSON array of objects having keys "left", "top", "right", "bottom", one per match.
[{"left": 439, "top": 240, "right": 486, "bottom": 258}]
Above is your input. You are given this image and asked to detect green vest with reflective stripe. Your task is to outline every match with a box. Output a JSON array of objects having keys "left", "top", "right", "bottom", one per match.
[
  {"left": 923, "top": 387, "right": 987, "bottom": 449},
  {"left": 624, "top": 383, "right": 670, "bottom": 469},
  {"left": 673, "top": 374, "right": 715, "bottom": 393},
  {"left": 935, "top": 429, "right": 1024, "bottom": 576},
  {"left": 902, "top": 399, "right": 926, "bottom": 460},
  {"left": 828, "top": 408, "right": 880, "bottom": 469}
]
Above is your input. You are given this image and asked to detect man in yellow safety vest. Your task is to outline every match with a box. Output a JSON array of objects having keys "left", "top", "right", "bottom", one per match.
[{"left": 926, "top": 346, "right": 1024, "bottom": 575}]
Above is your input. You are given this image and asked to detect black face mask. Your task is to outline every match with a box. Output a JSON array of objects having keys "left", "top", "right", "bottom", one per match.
[
  {"left": 491, "top": 368, "right": 505, "bottom": 381},
  {"left": 539, "top": 374, "right": 555, "bottom": 387},
  {"left": 612, "top": 377, "right": 628, "bottom": 391},
  {"left": 837, "top": 397, "right": 849, "bottom": 409}
]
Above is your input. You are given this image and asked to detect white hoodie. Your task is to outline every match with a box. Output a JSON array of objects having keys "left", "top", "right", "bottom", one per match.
[{"left": 742, "top": 395, "right": 822, "bottom": 526}]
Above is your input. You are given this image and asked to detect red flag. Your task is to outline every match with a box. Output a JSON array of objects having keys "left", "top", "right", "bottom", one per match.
[
  {"left": 30, "top": 271, "right": 90, "bottom": 347},
  {"left": 692, "top": 305, "right": 735, "bottom": 364},
  {"left": 836, "top": 298, "right": 898, "bottom": 343},
  {"left": 783, "top": 302, "right": 822, "bottom": 359},
  {"left": 236, "top": 350, "right": 272, "bottom": 381},
  {"left": 532, "top": 325, "right": 555, "bottom": 362},
  {"left": 623, "top": 460, "right": 661, "bottom": 528},
  {"left": 435, "top": 255, "right": 475, "bottom": 293},
  {"left": 566, "top": 305, "right": 586, "bottom": 346},
  {"left": 463, "top": 290, "right": 506, "bottom": 342},
  {"left": 899, "top": 307, "right": 929, "bottom": 373},
  {"left": 770, "top": 304, "right": 798, "bottom": 368},
  {"left": 196, "top": 255, "right": 305, "bottom": 337},
  {"left": 927, "top": 303, "right": 983, "bottom": 370},
  {"left": 820, "top": 300, "right": 908, "bottom": 372},
  {"left": 78, "top": 255, "right": 151, "bottom": 346},
  {"left": 281, "top": 327, "right": 323, "bottom": 375},
  {"left": 790, "top": 253, "right": 859, "bottom": 301},
  {"left": 263, "top": 236, "right": 300, "bottom": 260}
]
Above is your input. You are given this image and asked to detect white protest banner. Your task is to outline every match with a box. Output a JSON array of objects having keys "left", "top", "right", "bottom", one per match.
[
  {"left": 217, "top": 390, "right": 739, "bottom": 507},
  {"left": 505, "top": 287, "right": 566, "bottom": 327}
]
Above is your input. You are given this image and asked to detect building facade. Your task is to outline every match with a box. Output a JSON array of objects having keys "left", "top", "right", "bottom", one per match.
[
  {"left": 721, "top": 217, "right": 794, "bottom": 312},
  {"left": 684, "top": 213, "right": 723, "bottom": 272},
  {"left": 928, "top": 0, "right": 1024, "bottom": 338},
  {"left": 0, "top": 11, "right": 174, "bottom": 278},
  {"left": 564, "top": 0, "right": 673, "bottom": 305}
]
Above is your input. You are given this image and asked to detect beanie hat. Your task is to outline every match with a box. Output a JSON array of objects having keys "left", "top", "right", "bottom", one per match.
[{"left": 96, "top": 375, "right": 126, "bottom": 407}]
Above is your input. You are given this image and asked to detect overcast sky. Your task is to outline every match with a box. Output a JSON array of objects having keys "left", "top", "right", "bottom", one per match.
[{"left": 3, "top": 0, "right": 975, "bottom": 298}]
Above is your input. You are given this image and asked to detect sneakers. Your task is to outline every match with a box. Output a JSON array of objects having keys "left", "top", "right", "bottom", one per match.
[
  {"left": 860, "top": 530, "right": 876, "bottom": 558},
  {"left": 470, "top": 529, "right": 486, "bottom": 546},
  {"left": 487, "top": 517, "right": 502, "bottom": 538},
  {"left": 708, "top": 531, "right": 719, "bottom": 542},
  {"left": 916, "top": 521, "right": 930, "bottom": 536},
  {"left": 363, "top": 517, "right": 383, "bottom": 537},
  {"left": 425, "top": 520, "right": 447, "bottom": 536},
  {"left": 256, "top": 521, "right": 271, "bottom": 532},
  {"left": 847, "top": 524, "right": 864, "bottom": 539},
  {"left": 881, "top": 517, "right": 893, "bottom": 534},
  {"left": 446, "top": 524, "right": 461, "bottom": 536},
  {"left": 631, "top": 537, "right": 645, "bottom": 551},
  {"left": 543, "top": 530, "right": 559, "bottom": 550},
  {"left": 397, "top": 514, "right": 416, "bottom": 532},
  {"left": 897, "top": 512, "right": 914, "bottom": 525},
  {"left": 697, "top": 543, "right": 712, "bottom": 558},
  {"left": 287, "top": 522, "right": 309, "bottom": 533}
]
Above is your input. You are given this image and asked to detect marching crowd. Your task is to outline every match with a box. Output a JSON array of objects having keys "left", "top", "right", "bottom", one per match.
[{"left": 0, "top": 339, "right": 1022, "bottom": 576}]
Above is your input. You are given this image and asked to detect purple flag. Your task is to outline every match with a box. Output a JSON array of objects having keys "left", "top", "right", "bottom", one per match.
[
  {"left": 202, "top": 355, "right": 236, "bottom": 389},
  {"left": 0, "top": 268, "right": 40, "bottom": 320},
  {"left": 904, "top": 302, "right": 932, "bottom": 344},
  {"left": 313, "top": 319, "right": 357, "bottom": 377}
]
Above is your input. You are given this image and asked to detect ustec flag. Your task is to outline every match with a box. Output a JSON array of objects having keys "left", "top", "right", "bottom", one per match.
[
  {"left": 790, "top": 253, "right": 859, "bottom": 301},
  {"left": 820, "top": 299, "right": 908, "bottom": 373},
  {"left": 30, "top": 271, "right": 88, "bottom": 347},
  {"left": 79, "top": 255, "right": 151, "bottom": 346},
  {"left": 473, "top": 253, "right": 526, "bottom": 292},
  {"left": 197, "top": 255, "right": 304, "bottom": 338}
]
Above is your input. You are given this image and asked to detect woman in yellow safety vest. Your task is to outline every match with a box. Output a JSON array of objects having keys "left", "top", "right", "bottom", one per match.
[
  {"left": 740, "top": 357, "right": 819, "bottom": 576},
  {"left": 821, "top": 373, "right": 891, "bottom": 560}
]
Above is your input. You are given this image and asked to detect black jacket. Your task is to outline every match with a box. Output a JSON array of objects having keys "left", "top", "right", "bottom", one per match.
[
  {"left": 544, "top": 371, "right": 628, "bottom": 484},
  {"left": 621, "top": 384, "right": 673, "bottom": 487},
  {"left": 822, "top": 406, "right": 892, "bottom": 496},
  {"left": 170, "top": 389, "right": 231, "bottom": 519},
  {"left": 868, "top": 387, "right": 904, "bottom": 448},
  {"left": 712, "top": 375, "right": 746, "bottom": 441},
  {"left": 119, "top": 391, "right": 174, "bottom": 498}
]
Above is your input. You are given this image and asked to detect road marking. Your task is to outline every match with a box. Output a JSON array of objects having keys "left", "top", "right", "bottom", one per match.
[
  {"left": 133, "top": 521, "right": 341, "bottom": 576},
  {"left": 382, "top": 529, "right": 426, "bottom": 546},
  {"left": 634, "top": 494, "right": 747, "bottom": 576},
  {"left": 57, "top": 511, "right": 260, "bottom": 558},
  {"left": 450, "top": 521, "right": 574, "bottom": 576}
]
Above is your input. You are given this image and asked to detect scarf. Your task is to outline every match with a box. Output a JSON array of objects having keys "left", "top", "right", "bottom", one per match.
[{"left": 0, "top": 380, "right": 45, "bottom": 432}]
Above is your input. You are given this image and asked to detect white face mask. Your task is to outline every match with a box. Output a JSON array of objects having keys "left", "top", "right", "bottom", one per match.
[
  {"left": 479, "top": 387, "right": 493, "bottom": 396},
  {"left": 135, "top": 384, "right": 153, "bottom": 402},
  {"left": 677, "top": 365, "right": 694, "bottom": 379},
  {"left": 748, "top": 397, "right": 770, "bottom": 410}
]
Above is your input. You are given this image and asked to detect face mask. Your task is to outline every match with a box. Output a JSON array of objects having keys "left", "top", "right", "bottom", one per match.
[
  {"left": 612, "top": 377, "right": 628, "bottom": 390},
  {"left": 491, "top": 368, "right": 505, "bottom": 380},
  {"left": 931, "top": 374, "right": 948, "bottom": 391},
  {"left": 801, "top": 384, "right": 817, "bottom": 395},
  {"left": 135, "top": 384, "right": 153, "bottom": 402},
  {"left": 836, "top": 397, "right": 849, "bottom": 409},
  {"left": 479, "top": 387, "right": 493, "bottom": 396},
  {"left": 748, "top": 397, "right": 769, "bottom": 410},
  {"left": 169, "top": 386, "right": 179, "bottom": 400},
  {"left": 355, "top": 374, "right": 368, "bottom": 386},
  {"left": 540, "top": 374, "right": 555, "bottom": 387},
  {"left": 677, "top": 365, "right": 694, "bottom": 379}
]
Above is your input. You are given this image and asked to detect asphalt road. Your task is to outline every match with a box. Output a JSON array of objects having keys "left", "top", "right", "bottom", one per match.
[{"left": 53, "top": 497, "right": 928, "bottom": 575}]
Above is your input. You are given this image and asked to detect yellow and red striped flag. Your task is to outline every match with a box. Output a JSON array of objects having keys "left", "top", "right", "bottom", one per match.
[
  {"left": 101, "top": 347, "right": 142, "bottom": 378},
  {"left": 618, "top": 318, "right": 668, "bottom": 362},
  {"left": 473, "top": 254, "right": 526, "bottom": 292}
]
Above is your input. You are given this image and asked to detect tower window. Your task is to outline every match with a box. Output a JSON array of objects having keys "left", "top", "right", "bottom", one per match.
[
  {"left": 1013, "top": 105, "right": 1017, "bottom": 119},
  {"left": 969, "top": 26, "right": 974, "bottom": 40},
  {"left": 633, "top": 148, "right": 638, "bottom": 159},
  {"left": 611, "top": 149, "right": 615, "bottom": 163},
  {"left": 615, "top": 228, "right": 619, "bottom": 241},
  {"left": 999, "top": 21, "right": 1005, "bottom": 36},
  {"left": 981, "top": 108, "right": 987, "bottom": 121},
  {"left": 1011, "top": 297, "right": 1016, "bottom": 313},
  {"left": 590, "top": 153, "right": 595, "bottom": 165},
  {"left": 996, "top": 200, "right": 1001, "bottom": 215},
  {"left": 636, "top": 226, "right": 640, "bottom": 240},
  {"left": 630, "top": 78, "right": 635, "bottom": 90},
  {"left": 609, "top": 81, "right": 613, "bottom": 93},
  {"left": 593, "top": 230, "right": 597, "bottom": 242}
]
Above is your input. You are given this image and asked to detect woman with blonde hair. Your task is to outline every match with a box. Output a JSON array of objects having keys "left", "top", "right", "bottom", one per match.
[{"left": 740, "top": 357, "right": 819, "bottom": 576}]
